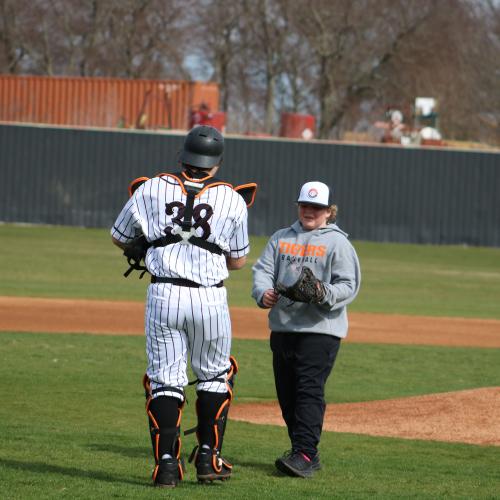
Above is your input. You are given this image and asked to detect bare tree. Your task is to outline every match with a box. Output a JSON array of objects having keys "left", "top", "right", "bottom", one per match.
[
  {"left": 376, "top": 0, "right": 500, "bottom": 144},
  {"left": 187, "top": 0, "right": 244, "bottom": 114},
  {"left": 0, "top": 0, "right": 191, "bottom": 78},
  {"left": 285, "top": 0, "right": 439, "bottom": 138},
  {"left": 239, "top": 0, "right": 292, "bottom": 133},
  {"left": 0, "top": 0, "right": 28, "bottom": 73},
  {"left": 2, "top": 0, "right": 499, "bottom": 144},
  {"left": 103, "top": 0, "right": 189, "bottom": 79},
  {"left": 462, "top": 0, "right": 500, "bottom": 144}
]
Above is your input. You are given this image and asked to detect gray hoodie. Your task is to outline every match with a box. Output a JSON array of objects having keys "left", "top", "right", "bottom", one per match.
[{"left": 252, "top": 221, "right": 361, "bottom": 338}]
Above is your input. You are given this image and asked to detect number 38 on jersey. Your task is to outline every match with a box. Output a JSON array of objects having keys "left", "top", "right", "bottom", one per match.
[{"left": 164, "top": 201, "right": 214, "bottom": 240}]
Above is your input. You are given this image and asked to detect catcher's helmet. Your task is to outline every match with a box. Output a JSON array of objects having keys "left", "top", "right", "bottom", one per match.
[{"left": 180, "top": 125, "right": 224, "bottom": 169}]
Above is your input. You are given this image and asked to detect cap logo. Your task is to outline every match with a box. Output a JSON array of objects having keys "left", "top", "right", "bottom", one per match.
[{"left": 308, "top": 188, "right": 318, "bottom": 199}]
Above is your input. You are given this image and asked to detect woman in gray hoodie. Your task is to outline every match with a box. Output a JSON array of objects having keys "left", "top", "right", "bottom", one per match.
[{"left": 252, "top": 181, "right": 361, "bottom": 478}]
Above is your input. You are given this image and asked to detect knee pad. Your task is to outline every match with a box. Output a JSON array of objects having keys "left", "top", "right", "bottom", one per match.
[{"left": 143, "top": 374, "right": 185, "bottom": 481}]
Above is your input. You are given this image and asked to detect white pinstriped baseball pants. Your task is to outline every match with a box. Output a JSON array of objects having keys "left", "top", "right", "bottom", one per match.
[{"left": 145, "top": 282, "right": 232, "bottom": 401}]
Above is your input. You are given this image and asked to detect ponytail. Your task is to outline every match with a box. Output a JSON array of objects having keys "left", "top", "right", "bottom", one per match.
[{"left": 328, "top": 204, "right": 338, "bottom": 223}]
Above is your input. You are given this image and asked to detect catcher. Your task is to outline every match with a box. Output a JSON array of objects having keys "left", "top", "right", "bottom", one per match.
[{"left": 252, "top": 181, "right": 361, "bottom": 478}]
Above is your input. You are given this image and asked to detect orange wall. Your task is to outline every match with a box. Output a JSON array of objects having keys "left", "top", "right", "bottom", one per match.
[{"left": 0, "top": 74, "right": 219, "bottom": 130}]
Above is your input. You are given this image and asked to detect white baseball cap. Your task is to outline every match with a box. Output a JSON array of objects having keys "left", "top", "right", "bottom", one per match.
[{"left": 297, "top": 181, "right": 331, "bottom": 207}]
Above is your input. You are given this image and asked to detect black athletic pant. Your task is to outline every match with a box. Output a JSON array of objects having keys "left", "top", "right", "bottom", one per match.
[{"left": 270, "top": 331, "right": 341, "bottom": 459}]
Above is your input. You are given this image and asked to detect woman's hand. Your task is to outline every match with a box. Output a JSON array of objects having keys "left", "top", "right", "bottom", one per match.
[{"left": 262, "top": 289, "right": 279, "bottom": 308}]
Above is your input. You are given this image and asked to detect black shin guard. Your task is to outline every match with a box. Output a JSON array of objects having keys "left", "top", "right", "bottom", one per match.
[
  {"left": 196, "top": 391, "right": 229, "bottom": 449},
  {"left": 147, "top": 396, "right": 182, "bottom": 458},
  {"left": 191, "top": 390, "right": 232, "bottom": 478},
  {"left": 143, "top": 375, "right": 184, "bottom": 482},
  {"left": 196, "top": 355, "right": 238, "bottom": 454}
]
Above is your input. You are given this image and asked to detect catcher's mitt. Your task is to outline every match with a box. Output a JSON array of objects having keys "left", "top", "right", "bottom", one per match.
[
  {"left": 123, "top": 235, "right": 150, "bottom": 278},
  {"left": 275, "top": 266, "right": 326, "bottom": 304}
]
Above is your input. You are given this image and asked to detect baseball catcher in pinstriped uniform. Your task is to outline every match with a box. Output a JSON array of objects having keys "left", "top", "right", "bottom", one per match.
[{"left": 111, "top": 126, "right": 256, "bottom": 488}]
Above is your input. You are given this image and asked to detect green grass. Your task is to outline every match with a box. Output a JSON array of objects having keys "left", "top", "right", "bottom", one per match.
[
  {"left": 1, "top": 224, "right": 500, "bottom": 318},
  {"left": 1, "top": 224, "right": 499, "bottom": 497},
  {"left": 233, "top": 339, "right": 500, "bottom": 403},
  {"left": 1, "top": 332, "right": 499, "bottom": 499},
  {"left": 354, "top": 241, "right": 500, "bottom": 318}
]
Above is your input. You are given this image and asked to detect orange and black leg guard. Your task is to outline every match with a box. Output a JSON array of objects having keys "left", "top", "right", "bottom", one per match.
[
  {"left": 196, "top": 391, "right": 230, "bottom": 451},
  {"left": 189, "top": 356, "right": 238, "bottom": 481},
  {"left": 197, "top": 355, "right": 238, "bottom": 453},
  {"left": 143, "top": 375, "right": 184, "bottom": 485}
]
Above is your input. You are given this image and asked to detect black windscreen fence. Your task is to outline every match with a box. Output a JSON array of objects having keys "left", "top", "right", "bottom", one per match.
[{"left": 1, "top": 123, "right": 499, "bottom": 246}]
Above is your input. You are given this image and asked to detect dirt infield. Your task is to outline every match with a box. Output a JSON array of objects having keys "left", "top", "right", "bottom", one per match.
[
  {"left": 231, "top": 387, "right": 500, "bottom": 446},
  {"left": 1, "top": 296, "right": 500, "bottom": 347},
  {"left": 1, "top": 295, "right": 499, "bottom": 446}
]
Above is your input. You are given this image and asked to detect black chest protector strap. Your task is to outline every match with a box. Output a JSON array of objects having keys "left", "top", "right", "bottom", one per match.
[
  {"left": 151, "top": 172, "right": 227, "bottom": 255},
  {"left": 152, "top": 234, "right": 223, "bottom": 255}
]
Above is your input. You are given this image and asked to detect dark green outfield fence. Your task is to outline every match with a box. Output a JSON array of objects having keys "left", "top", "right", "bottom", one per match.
[{"left": 1, "top": 123, "right": 499, "bottom": 246}]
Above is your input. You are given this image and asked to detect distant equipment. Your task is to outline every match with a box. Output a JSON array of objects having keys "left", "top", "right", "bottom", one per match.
[
  {"left": 415, "top": 97, "right": 436, "bottom": 116},
  {"left": 419, "top": 127, "right": 442, "bottom": 141},
  {"left": 415, "top": 97, "right": 438, "bottom": 129},
  {"left": 414, "top": 97, "right": 444, "bottom": 145}
]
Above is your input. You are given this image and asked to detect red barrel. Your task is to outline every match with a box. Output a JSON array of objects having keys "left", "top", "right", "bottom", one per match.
[{"left": 280, "top": 113, "right": 315, "bottom": 139}]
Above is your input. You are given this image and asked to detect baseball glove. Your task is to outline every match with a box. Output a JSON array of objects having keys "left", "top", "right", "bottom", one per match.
[
  {"left": 123, "top": 235, "right": 150, "bottom": 278},
  {"left": 275, "top": 266, "right": 326, "bottom": 304}
]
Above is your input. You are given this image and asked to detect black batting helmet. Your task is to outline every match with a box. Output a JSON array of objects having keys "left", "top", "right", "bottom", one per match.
[{"left": 180, "top": 125, "right": 224, "bottom": 169}]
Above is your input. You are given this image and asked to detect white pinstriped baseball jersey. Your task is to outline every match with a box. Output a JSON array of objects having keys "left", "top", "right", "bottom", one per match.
[
  {"left": 111, "top": 174, "right": 249, "bottom": 286},
  {"left": 111, "top": 171, "right": 250, "bottom": 400}
]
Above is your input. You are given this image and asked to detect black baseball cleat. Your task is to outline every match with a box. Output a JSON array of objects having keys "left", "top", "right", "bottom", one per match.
[
  {"left": 153, "top": 457, "right": 182, "bottom": 488},
  {"left": 275, "top": 450, "right": 319, "bottom": 478},
  {"left": 189, "top": 446, "right": 232, "bottom": 483}
]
